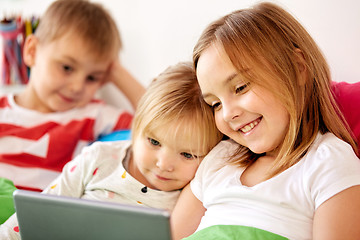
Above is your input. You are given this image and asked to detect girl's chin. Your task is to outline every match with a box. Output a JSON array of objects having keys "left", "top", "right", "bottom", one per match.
[{"left": 247, "top": 145, "right": 267, "bottom": 154}]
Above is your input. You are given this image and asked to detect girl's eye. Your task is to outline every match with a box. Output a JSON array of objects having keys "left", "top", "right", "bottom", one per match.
[
  {"left": 235, "top": 82, "right": 250, "bottom": 94},
  {"left": 148, "top": 138, "right": 160, "bottom": 146},
  {"left": 181, "top": 152, "right": 196, "bottom": 159},
  {"left": 211, "top": 102, "right": 221, "bottom": 110}
]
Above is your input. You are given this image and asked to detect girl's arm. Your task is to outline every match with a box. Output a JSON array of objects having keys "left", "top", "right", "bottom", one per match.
[
  {"left": 313, "top": 185, "right": 360, "bottom": 239},
  {"left": 171, "top": 184, "right": 206, "bottom": 240},
  {"left": 107, "top": 59, "right": 145, "bottom": 110}
]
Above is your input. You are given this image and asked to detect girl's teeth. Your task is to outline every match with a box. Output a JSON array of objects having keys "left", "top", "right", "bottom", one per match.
[{"left": 240, "top": 120, "right": 258, "bottom": 133}]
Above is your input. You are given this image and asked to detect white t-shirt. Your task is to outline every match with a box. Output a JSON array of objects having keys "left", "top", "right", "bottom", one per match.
[{"left": 191, "top": 133, "right": 360, "bottom": 240}]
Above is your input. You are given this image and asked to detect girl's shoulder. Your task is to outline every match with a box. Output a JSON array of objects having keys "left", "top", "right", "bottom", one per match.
[
  {"left": 80, "top": 140, "right": 131, "bottom": 165},
  {"left": 301, "top": 132, "right": 360, "bottom": 209},
  {"left": 302, "top": 132, "right": 360, "bottom": 177},
  {"left": 84, "top": 140, "right": 131, "bottom": 156},
  {"left": 197, "top": 139, "right": 240, "bottom": 174},
  {"left": 309, "top": 132, "right": 356, "bottom": 158},
  {"left": 210, "top": 139, "right": 239, "bottom": 154},
  {"left": 204, "top": 139, "right": 239, "bottom": 161}
]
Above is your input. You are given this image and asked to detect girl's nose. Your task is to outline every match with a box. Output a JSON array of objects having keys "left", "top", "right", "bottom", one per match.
[
  {"left": 222, "top": 100, "right": 241, "bottom": 122},
  {"left": 156, "top": 152, "right": 174, "bottom": 172}
]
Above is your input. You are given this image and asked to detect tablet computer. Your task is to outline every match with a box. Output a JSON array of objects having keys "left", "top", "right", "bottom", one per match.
[{"left": 13, "top": 190, "right": 172, "bottom": 240}]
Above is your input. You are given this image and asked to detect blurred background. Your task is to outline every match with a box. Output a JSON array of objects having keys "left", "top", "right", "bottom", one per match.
[{"left": 1, "top": 0, "right": 359, "bottom": 111}]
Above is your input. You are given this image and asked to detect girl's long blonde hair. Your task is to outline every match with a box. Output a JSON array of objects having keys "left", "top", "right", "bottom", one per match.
[{"left": 193, "top": 2, "right": 357, "bottom": 178}]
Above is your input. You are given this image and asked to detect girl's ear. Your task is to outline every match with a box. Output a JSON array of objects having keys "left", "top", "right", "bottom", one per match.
[
  {"left": 23, "top": 34, "right": 38, "bottom": 67},
  {"left": 294, "top": 48, "right": 308, "bottom": 86}
]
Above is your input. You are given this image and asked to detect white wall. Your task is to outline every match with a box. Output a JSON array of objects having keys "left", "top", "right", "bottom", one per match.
[
  {"left": 1, "top": 0, "right": 359, "bottom": 108},
  {"left": 108, "top": 0, "right": 360, "bottom": 85}
]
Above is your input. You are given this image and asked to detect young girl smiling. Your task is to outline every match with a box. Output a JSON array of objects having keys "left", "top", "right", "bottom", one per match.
[{"left": 172, "top": 3, "right": 360, "bottom": 240}]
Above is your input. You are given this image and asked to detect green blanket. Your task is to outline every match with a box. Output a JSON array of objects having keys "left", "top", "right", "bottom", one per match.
[
  {"left": 183, "top": 225, "right": 288, "bottom": 240},
  {"left": 0, "top": 178, "right": 17, "bottom": 224}
]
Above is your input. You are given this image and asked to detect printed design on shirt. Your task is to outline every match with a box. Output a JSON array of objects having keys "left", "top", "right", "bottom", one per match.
[
  {"left": 70, "top": 165, "right": 77, "bottom": 172},
  {"left": 141, "top": 186, "right": 148, "bottom": 193},
  {"left": 120, "top": 169, "right": 144, "bottom": 205},
  {"left": 113, "top": 112, "right": 133, "bottom": 130},
  {"left": 0, "top": 96, "right": 11, "bottom": 108},
  {"left": 108, "top": 191, "right": 115, "bottom": 199},
  {"left": 0, "top": 119, "right": 96, "bottom": 172},
  {"left": 13, "top": 226, "right": 19, "bottom": 232},
  {"left": 0, "top": 134, "right": 49, "bottom": 157},
  {"left": 50, "top": 184, "right": 57, "bottom": 189},
  {"left": 93, "top": 168, "right": 98, "bottom": 176}
]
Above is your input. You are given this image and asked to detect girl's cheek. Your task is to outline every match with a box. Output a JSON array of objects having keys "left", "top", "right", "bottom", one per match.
[{"left": 215, "top": 114, "right": 224, "bottom": 129}]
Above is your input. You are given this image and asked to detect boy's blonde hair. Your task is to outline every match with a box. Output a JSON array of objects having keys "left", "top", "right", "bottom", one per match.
[
  {"left": 193, "top": 2, "right": 357, "bottom": 177},
  {"left": 35, "top": 0, "right": 121, "bottom": 59},
  {"left": 132, "top": 62, "right": 223, "bottom": 156}
]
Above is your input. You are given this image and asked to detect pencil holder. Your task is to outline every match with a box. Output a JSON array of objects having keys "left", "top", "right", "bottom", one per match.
[{"left": 0, "top": 18, "right": 28, "bottom": 86}]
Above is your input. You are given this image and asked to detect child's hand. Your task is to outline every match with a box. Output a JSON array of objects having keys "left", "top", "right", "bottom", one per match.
[
  {"left": 105, "top": 59, "right": 126, "bottom": 85},
  {"left": 106, "top": 58, "right": 145, "bottom": 109}
]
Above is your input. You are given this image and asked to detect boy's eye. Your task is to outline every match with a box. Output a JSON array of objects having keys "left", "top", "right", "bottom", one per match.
[
  {"left": 181, "top": 152, "right": 196, "bottom": 159},
  {"left": 86, "top": 75, "right": 99, "bottom": 83},
  {"left": 62, "top": 65, "right": 73, "bottom": 73},
  {"left": 148, "top": 138, "right": 160, "bottom": 146}
]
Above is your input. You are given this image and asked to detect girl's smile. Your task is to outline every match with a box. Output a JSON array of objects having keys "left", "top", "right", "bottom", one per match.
[
  {"left": 196, "top": 43, "right": 290, "bottom": 156},
  {"left": 237, "top": 117, "right": 262, "bottom": 134}
]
